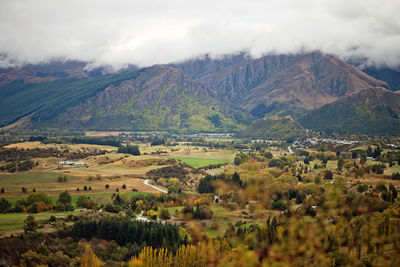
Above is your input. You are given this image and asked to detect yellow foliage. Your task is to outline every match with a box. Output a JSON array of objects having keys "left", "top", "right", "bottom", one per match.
[
  {"left": 128, "top": 240, "right": 231, "bottom": 267},
  {"left": 81, "top": 245, "right": 103, "bottom": 267}
]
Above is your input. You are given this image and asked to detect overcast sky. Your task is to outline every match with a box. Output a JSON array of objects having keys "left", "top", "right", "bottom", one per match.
[{"left": 0, "top": 0, "right": 400, "bottom": 69}]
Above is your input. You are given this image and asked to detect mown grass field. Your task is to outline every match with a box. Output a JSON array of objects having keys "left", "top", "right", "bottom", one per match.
[
  {"left": 391, "top": 166, "right": 400, "bottom": 174},
  {"left": 0, "top": 172, "right": 77, "bottom": 185},
  {"left": 166, "top": 156, "right": 233, "bottom": 168},
  {"left": 0, "top": 210, "right": 84, "bottom": 235},
  {"left": 309, "top": 160, "right": 338, "bottom": 170}
]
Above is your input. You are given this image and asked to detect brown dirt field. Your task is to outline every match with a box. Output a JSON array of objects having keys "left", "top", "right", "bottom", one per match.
[
  {"left": 4, "top": 142, "right": 117, "bottom": 152},
  {"left": 1, "top": 175, "right": 160, "bottom": 197},
  {"left": 345, "top": 175, "right": 400, "bottom": 187},
  {"left": 5, "top": 141, "right": 47, "bottom": 149}
]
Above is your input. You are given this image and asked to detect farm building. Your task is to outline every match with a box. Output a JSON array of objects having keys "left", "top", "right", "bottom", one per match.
[{"left": 58, "top": 161, "right": 86, "bottom": 166}]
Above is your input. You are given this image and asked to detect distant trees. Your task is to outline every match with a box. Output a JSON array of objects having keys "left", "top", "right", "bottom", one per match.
[
  {"left": 367, "top": 145, "right": 382, "bottom": 158},
  {"left": 338, "top": 157, "right": 345, "bottom": 171},
  {"left": 56, "top": 191, "right": 74, "bottom": 211},
  {"left": 198, "top": 173, "right": 243, "bottom": 194},
  {"left": 104, "top": 203, "right": 121, "bottom": 213},
  {"left": 159, "top": 208, "right": 171, "bottom": 220},
  {"left": 357, "top": 183, "right": 369, "bottom": 193},
  {"left": 17, "top": 160, "right": 34, "bottom": 171},
  {"left": 0, "top": 198, "right": 11, "bottom": 213},
  {"left": 207, "top": 114, "right": 222, "bottom": 127},
  {"left": 234, "top": 153, "right": 250, "bottom": 165},
  {"left": 76, "top": 195, "right": 97, "bottom": 209},
  {"left": 27, "top": 192, "right": 52, "bottom": 206},
  {"left": 168, "top": 182, "right": 183, "bottom": 195},
  {"left": 71, "top": 136, "right": 120, "bottom": 147},
  {"left": 263, "top": 151, "right": 273, "bottom": 159},
  {"left": 272, "top": 200, "right": 287, "bottom": 211},
  {"left": 198, "top": 175, "right": 218, "bottom": 193},
  {"left": 118, "top": 145, "right": 140, "bottom": 156},
  {"left": 193, "top": 204, "right": 213, "bottom": 219},
  {"left": 24, "top": 215, "right": 38, "bottom": 233},
  {"left": 0, "top": 147, "right": 105, "bottom": 163},
  {"left": 76, "top": 196, "right": 89, "bottom": 208},
  {"left": 3, "top": 192, "right": 54, "bottom": 213},
  {"left": 324, "top": 170, "right": 333, "bottom": 180},
  {"left": 232, "top": 172, "right": 243, "bottom": 187},
  {"left": 385, "top": 172, "right": 400, "bottom": 180},
  {"left": 372, "top": 163, "right": 386, "bottom": 174},
  {"left": 360, "top": 155, "right": 367, "bottom": 165},
  {"left": 381, "top": 183, "right": 398, "bottom": 203},
  {"left": 373, "top": 145, "right": 382, "bottom": 158},
  {"left": 269, "top": 157, "right": 291, "bottom": 169},
  {"left": 180, "top": 202, "right": 214, "bottom": 220},
  {"left": 57, "top": 175, "right": 68, "bottom": 182},
  {"left": 151, "top": 136, "right": 165, "bottom": 146},
  {"left": 0, "top": 160, "right": 33, "bottom": 172},
  {"left": 70, "top": 218, "right": 183, "bottom": 250}
]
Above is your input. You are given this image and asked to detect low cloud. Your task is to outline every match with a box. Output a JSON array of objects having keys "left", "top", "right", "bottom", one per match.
[{"left": 0, "top": 0, "right": 399, "bottom": 69}]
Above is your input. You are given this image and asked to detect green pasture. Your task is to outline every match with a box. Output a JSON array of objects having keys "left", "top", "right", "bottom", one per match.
[
  {"left": 0, "top": 210, "right": 83, "bottom": 234},
  {"left": 166, "top": 156, "right": 233, "bottom": 168},
  {"left": 391, "top": 167, "right": 400, "bottom": 174},
  {"left": 0, "top": 172, "right": 77, "bottom": 185}
]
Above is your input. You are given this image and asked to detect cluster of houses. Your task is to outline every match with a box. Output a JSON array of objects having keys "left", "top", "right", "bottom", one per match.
[{"left": 58, "top": 161, "right": 87, "bottom": 167}]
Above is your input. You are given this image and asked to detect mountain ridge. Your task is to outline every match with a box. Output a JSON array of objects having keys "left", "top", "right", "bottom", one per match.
[
  {"left": 175, "top": 52, "right": 389, "bottom": 114},
  {"left": 0, "top": 52, "right": 398, "bottom": 135}
]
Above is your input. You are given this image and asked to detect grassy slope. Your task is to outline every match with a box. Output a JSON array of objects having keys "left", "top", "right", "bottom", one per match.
[
  {"left": 0, "top": 191, "right": 151, "bottom": 235},
  {"left": 299, "top": 88, "right": 400, "bottom": 135},
  {"left": 0, "top": 70, "right": 142, "bottom": 127},
  {"left": 237, "top": 116, "right": 306, "bottom": 140},
  {"left": 0, "top": 210, "right": 83, "bottom": 233},
  {"left": 0, "top": 172, "right": 78, "bottom": 185},
  {"left": 166, "top": 156, "right": 233, "bottom": 168}
]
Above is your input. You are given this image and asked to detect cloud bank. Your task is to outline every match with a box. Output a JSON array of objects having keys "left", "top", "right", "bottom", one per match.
[{"left": 0, "top": 0, "right": 400, "bottom": 69}]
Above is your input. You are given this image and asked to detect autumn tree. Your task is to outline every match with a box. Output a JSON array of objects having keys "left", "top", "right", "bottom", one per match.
[{"left": 24, "top": 214, "right": 38, "bottom": 233}]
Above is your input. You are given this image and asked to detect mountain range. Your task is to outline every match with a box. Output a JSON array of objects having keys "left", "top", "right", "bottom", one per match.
[{"left": 0, "top": 52, "right": 399, "bottom": 136}]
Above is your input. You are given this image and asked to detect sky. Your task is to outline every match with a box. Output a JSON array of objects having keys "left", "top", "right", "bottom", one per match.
[{"left": 0, "top": 0, "right": 400, "bottom": 69}]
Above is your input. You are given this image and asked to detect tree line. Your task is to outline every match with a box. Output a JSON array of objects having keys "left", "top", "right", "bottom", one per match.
[{"left": 70, "top": 217, "right": 185, "bottom": 252}]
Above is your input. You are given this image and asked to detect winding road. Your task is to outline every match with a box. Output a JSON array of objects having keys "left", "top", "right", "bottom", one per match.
[{"left": 144, "top": 179, "right": 168, "bottom": 193}]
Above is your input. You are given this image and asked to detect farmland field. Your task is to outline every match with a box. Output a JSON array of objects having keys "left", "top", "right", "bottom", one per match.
[
  {"left": 391, "top": 166, "right": 400, "bottom": 174},
  {"left": 0, "top": 172, "right": 77, "bottom": 185},
  {"left": 166, "top": 156, "right": 233, "bottom": 168},
  {"left": 0, "top": 210, "right": 84, "bottom": 235}
]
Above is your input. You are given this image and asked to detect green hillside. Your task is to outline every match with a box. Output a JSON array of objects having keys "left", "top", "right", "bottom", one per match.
[
  {"left": 0, "top": 65, "right": 250, "bottom": 133},
  {"left": 0, "top": 69, "right": 142, "bottom": 127},
  {"left": 236, "top": 116, "right": 306, "bottom": 140},
  {"left": 49, "top": 65, "right": 250, "bottom": 132},
  {"left": 299, "top": 87, "right": 400, "bottom": 135}
]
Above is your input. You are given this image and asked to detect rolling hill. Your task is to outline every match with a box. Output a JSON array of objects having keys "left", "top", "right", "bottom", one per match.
[
  {"left": 50, "top": 65, "right": 250, "bottom": 132},
  {"left": 236, "top": 116, "right": 306, "bottom": 140},
  {"left": 299, "top": 87, "right": 400, "bottom": 135}
]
